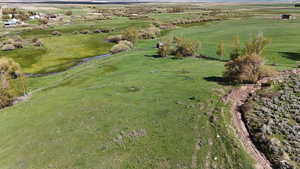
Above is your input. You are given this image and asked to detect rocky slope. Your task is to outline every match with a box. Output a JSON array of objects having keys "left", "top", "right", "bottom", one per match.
[{"left": 242, "top": 74, "right": 300, "bottom": 169}]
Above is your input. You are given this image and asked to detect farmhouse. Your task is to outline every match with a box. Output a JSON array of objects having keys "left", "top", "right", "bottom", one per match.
[{"left": 281, "top": 14, "right": 295, "bottom": 20}]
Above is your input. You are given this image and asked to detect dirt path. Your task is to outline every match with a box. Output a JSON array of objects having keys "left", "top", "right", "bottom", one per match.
[
  {"left": 223, "top": 69, "right": 300, "bottom": 169},
  {"left": 224, "top": 84, "right": 272, "bottom": 169}
]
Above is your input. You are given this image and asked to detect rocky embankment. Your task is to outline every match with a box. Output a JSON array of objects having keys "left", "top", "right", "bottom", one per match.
[{"left": 242, "top": 73, "right": 300, "bottom": 169}]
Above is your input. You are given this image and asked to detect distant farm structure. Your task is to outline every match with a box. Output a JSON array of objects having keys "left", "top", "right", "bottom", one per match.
[{"left": 281, "top": 14, "right": 296, "bottom": 20}]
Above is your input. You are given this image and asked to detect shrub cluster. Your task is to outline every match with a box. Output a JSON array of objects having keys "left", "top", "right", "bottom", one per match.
[
  {"left": 52, "top": 31, "right": 62, "bottom": 36},
  {"left": 32, "top": 39, "right": 43, "bottom": 47},
  {"left": 157, "top": 41, "right": 172, "bottom": 58},
  {"left": 172, "top": 17, "right": 222, "bottom": 25},
  {"left": 1, "top": 44, "right": 16, "bottom": 51},
  {"left": 0, "top": 88, "right": 14, "bottom": 109},
  {"left": 80, "top": 30, "right": 90, "bottom": 34},
  {"left": 139, "top": 26, "right": 160, "bottom": 39},
  {"left": 157, "top": 37, "right": 200, "bottom": 58},
  {"left": 224, "top": 54, "right": 274, "bottom": 83},
  {"left": 153, "top": 22, "right": 176, "bottom": 30},
  {"left": 174, "top": 37, "right": 200, "bottom": 57},
  {"left": 230, "top": 34, "right": 270, "bottom": 59},
  {"left": 122, "top": 28, "right": 139, "bottom": 43},
  {"left": 94, "top": 29, "right": 102, "bottom": 33},
  {"left": 39, "top": 18, "right": 49, "bottom": 25},
  {"left": 106, "top": 35, "right": 123, "bottom": 43},
  {"left": 110, "top": 40, "right": 133, "bottom": 54},
  {"left": 167, "top": 7, "right": 185, "bottom": 13},
  {"left": 1, "top": 36, "right": 24, "bottom": 51},
  {"left": 2, "top": 8, "right": 33, "bottom": 21},
  {"left": 65, "top": 11, "right": 73, "bottom": 16}
]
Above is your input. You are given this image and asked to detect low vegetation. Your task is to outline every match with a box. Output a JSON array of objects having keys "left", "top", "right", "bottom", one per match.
[{"left": 243, "top": 75, "right": 300, "bottom": 169}]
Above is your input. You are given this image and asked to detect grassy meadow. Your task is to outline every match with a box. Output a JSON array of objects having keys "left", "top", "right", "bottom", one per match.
[{"left": 0, "top": 3, "right": 299, "bottom": 169}]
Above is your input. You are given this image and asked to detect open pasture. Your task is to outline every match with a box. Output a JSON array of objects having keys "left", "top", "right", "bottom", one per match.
[{"left": 0, "top": 2, "right": 299, "bottom": 169}]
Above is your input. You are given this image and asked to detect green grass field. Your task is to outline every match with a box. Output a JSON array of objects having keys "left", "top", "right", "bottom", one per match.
[
  {"left": 0, "top": 3, "right": 299, "bottom": 169},
  {"left": 0, "top": 40, "right": 254, "bottom": 169},
  {"left": 167, "top": 17, "right": 300, "bottom": 68}
]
